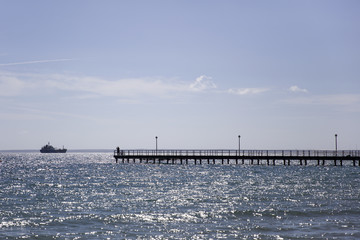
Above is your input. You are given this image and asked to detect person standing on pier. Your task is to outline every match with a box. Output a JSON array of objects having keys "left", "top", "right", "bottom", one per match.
[{"left": 116, "top": 147, "right": 120, "bottom": 155}]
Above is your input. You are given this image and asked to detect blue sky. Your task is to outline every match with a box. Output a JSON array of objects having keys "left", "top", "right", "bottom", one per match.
[{"left": 1, "top": 0, "right": 359, "bottom": 150}]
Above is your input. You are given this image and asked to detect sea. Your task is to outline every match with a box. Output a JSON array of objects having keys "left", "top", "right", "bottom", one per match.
[{"left": 1, "top": 151, "right": 359, "bottom": 239}]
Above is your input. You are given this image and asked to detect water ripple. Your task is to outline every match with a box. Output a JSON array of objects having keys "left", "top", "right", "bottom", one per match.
[{"left": 1, "top": 153, "right": 360, "bottom": 239}]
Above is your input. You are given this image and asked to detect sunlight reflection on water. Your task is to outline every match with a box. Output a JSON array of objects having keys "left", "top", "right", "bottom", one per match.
[{"left": 0, "top": 153, "right": 360, "bottom": 239}]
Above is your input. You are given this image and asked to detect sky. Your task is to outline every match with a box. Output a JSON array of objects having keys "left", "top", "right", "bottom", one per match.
[{"left": 1, "top": 0, "right": 360, "bottom": 150}]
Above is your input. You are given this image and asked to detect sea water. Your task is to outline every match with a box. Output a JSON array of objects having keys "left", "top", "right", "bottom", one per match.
[{"left": 0, "top": 152, "right": 359, "bottom": 239}]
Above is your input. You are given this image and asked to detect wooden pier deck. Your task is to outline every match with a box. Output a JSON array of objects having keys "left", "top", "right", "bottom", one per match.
[{"left": 114, "top": 149, "right": 360, "bottom": 166}]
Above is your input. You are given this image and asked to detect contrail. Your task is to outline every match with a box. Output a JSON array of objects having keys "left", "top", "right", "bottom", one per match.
[{"left": 0, "top": 59, "right": 74, "bottom": 66}]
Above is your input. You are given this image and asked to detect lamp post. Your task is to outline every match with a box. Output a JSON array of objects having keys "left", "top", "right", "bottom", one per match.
[
  {"left": 238, "top": 135, "right": 241, "bottom": 155},
  {"left": 335, "top": 134, "right": 338, "bottom": 155},
  {"left": 155, "top": 136, "right": 158, "bottom": 155}
]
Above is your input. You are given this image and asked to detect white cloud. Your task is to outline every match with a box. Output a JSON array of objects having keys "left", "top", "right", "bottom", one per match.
[
  {"left": 189, "top": 75, "right": 217, "bottom": 92},
  {"left": 228, "top": 88, "right": 269, "bottom": 95},
  {"left": 289, "top": 85, "right": 308, "bottom": 93}
]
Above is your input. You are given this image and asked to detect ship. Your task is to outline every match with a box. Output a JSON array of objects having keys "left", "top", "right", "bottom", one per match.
[{"left": 40, "top": 142, "right": 67, "bottom": 153}]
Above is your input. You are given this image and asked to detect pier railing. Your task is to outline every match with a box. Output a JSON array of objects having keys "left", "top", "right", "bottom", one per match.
[{"left": 114, "top": 149, "right": 360, "bottom": 158}]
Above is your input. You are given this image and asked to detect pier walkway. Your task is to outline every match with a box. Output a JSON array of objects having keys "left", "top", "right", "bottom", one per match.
[{"left": 114, "top": 149, "right": 360, "bottom": 166}]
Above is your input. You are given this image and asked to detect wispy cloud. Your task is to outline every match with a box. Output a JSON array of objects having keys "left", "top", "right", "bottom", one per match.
[
  {"left": 227, "top": 88, "right": 269, "bottom": 95},
  {"left": 1, "top": 71, "right": 272, "bottom": 101},
  {"left": 0, "top": 59, "right": 74, "bottom": 66},
  {"left": 0, "top": 75, "right": 26, "bottom": 96},
  {"left": 286, "top": 94, "right": 360, "bottom": 106},
  {"left": 0, "top": 105, "right": 107, "bottom": 121},
  {"left": 0, "top": 112, "right": 52, "bottom": 121},
  {"left": 48, "top": 75, "right": 197, "bottom": 98},
  {"left": 189, "top": 75, "right": 217, "bottom": 92},
  {"left": 0, "top": 72, "right": 217, "bottom": 98},
  {"left": 282, "top": 94, "right": 360, "bottom": 112},
  {"left": 289, "top": 85, "right": 308, "bottom": 93}
]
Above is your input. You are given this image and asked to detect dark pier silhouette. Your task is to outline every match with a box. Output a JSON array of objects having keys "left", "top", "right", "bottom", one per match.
[{"left": 114, "top": 148, "right": 360, "bottom": 166}]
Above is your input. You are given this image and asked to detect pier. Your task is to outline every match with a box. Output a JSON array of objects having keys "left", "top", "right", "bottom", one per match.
[{"left": 114, "top": 149, "right": 360, "bottom": 166}]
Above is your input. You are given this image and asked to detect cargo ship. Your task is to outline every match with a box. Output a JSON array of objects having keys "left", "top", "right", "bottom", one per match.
[{"left": 40, "top": 142, "right": 67, "bottom": 153}]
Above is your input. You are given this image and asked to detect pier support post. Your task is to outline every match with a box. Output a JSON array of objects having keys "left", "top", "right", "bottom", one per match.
[
  {"left": 273, "top": 159, "right": 276, "bottom": 166},
  {"left": 283, "top": 159, "right": 286, "bottom": 165},
  {"left": 287, "top": 159, "right": 290, "bottom": 165}
]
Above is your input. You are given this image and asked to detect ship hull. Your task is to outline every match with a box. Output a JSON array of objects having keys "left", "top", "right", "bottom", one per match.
[{"left": 40, "top": 149, "right": 67, "bottom": 153}]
